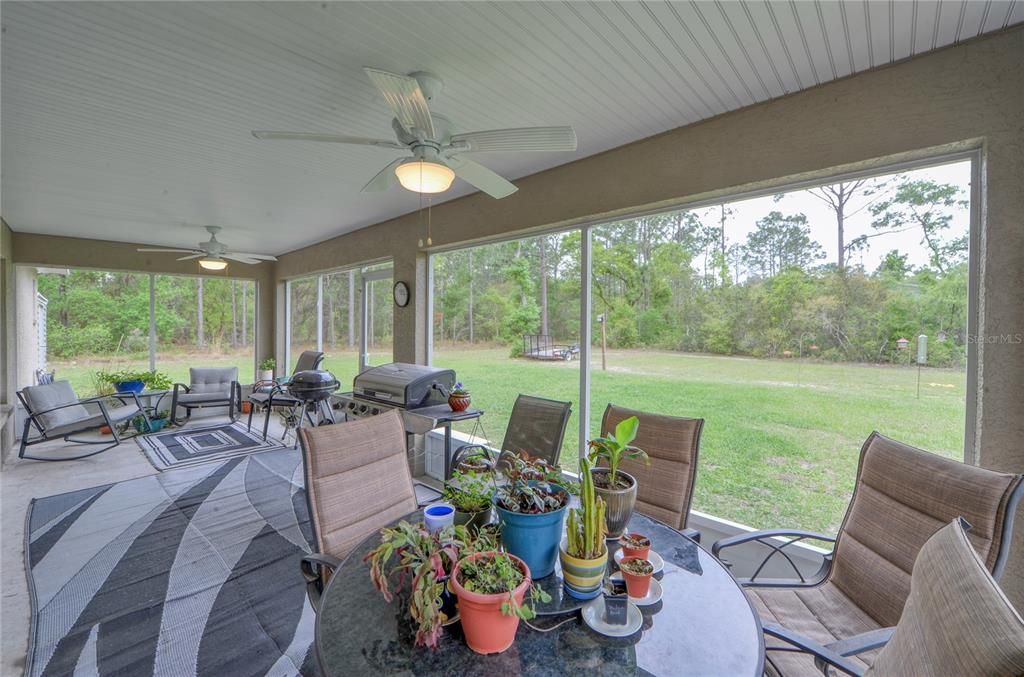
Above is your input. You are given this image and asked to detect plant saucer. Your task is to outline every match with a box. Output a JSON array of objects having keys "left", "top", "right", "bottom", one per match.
[
  {"left": 608, "top": 572, "right": 664, "bottom": 606},
  {"left": 581, "top": 596, "right": 643, "bottom": 637},
  {"left": 614, "top": 548, "right": 664, "bottom": 575}
]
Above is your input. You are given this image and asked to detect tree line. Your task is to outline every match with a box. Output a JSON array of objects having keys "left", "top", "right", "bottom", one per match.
[{"left": 432, "top": 174, "right": 970, "bottom": 367}]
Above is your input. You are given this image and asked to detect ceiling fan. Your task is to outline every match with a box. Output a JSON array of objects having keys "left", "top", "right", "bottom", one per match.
[
  {"left": 137, "top": 226, "right": 277, "bottom": 270},
  {"left": 252, "top": 68, "right": 578, "bottom": 199}
]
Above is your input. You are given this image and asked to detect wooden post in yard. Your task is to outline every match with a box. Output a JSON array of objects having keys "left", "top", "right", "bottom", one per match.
[{"left": 598, "top": 314, "right": 607, "bottom": 371}]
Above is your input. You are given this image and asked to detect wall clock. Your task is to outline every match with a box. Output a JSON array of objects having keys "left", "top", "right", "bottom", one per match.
[{"left": 393, "top": 281, "right": 410, "bottom": 308}]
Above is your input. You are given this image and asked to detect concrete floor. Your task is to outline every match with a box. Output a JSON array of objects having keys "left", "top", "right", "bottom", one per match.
[{"left": 0, "top": 412, "right": 290, "bottom": 676}]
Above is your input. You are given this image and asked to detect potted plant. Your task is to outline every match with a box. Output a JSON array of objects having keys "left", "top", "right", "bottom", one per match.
[
  {"left": 493, "top": 452, "right": 570, "bottom": 579},
  {"left": 443, "top": 470, "right": 493, "bottom": 532},
  {"left": 448, "top": 382, "right": 471, "bottom": 412},
  {"left": 559, "top": 456, "right": 608, "bottom": 599},
  {"left": 365, "top": 520, "right": 493, "bottom": 648},
  {"left": 258, "top": 357, "right": 276, "bottom": 383},
  {"left": 132, "top": 411, "right": 169, "bottom": 433},
  {"left": 450, "top": 550, "right": 549, "bottom": 654},
  {"left": 587, "top": 416, "right": 648, "bottom": 538},
  {"left": 618, "top": 533, "right": 651, "bottom": 559},
  {"left": 96, "top": 369, "right": 172, "bottom": 394},
  {"left": 618, "top": 557, "right": 654, "bottom": 598}
]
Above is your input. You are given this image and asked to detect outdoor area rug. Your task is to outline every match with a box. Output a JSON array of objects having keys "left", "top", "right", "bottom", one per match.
[
  {"left": 25, "top": 448, "right": 319, "bottom": 676},
  {"left": 136, "top": 421, "right": 286, "bottom": 471}
]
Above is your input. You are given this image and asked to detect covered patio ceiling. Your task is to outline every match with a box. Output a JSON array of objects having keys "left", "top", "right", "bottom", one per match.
[{"left": 2, "top": 1, "right": 1021, "bottom": 257}]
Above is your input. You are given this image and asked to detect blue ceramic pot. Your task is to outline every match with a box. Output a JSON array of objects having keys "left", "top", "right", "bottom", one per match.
[
  {"left": 494, "top": 483, "right": 568, "bottom": 579},
  {"left": 114, "top": 380, "right": 145, "bottom": 394}
]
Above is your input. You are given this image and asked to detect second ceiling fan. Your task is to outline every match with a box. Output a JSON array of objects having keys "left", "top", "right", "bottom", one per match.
[{"left": 252, "top": 68, "right": 577, "bottom": 199}]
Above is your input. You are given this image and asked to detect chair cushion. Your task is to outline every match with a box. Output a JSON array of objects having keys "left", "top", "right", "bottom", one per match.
[
  {"left": 866, "top": 519, "right": 1024, "bottom": 676},
  {"left": 299, "top": 410, "right": 418, "bottom": 560},
  {"left": 188, "top": 367, "right": 238, "bottom": 394},
  {"left": 176, "top": 392, "right": 232, "bottom": 405},
  {"left": 831, "top": 432, "right": 1021, "bottom": 627},
  {"left": 750, "top": 582, "right": 883, "bottom": 676},
  {"left": 21, "top": 381, "right": 91, "bottom": 432}
]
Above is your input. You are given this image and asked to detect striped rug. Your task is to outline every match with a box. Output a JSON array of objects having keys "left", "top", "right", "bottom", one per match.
[
  {"left": 136, "top": 421, "right": 285, "bottom": 471},
  {"left": 25, "top": 448, "right": 318, "bottom": 676}
]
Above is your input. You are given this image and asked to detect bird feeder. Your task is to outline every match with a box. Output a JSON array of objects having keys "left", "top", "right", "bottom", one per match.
[{"left": 896, "top": 337, "right": 910, "bottom": 350}]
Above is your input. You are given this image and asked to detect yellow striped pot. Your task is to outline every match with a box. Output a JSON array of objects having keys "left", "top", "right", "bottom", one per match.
[{"left": 558, "top": 545, "right": 609, "bottom": 600}]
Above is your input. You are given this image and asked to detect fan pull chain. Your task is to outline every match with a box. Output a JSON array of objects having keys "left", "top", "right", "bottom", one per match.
[
  {"left": 426, "top": 196, "right": 432, "bottom": 246},
  {"left": 417, "top": 175, "right": 425, "bottom": 248}
]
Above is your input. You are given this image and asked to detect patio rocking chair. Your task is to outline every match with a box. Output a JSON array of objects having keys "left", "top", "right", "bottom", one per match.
[
  {"left": 711, "top": 431, "right": 1024, "bottom": 676},
  {"left": 17, "top": 380, "right": 148, "bottom": 461},
  {"left": 449, "top": 393, "right": 572, "bottom": 474},
  {"left": 169, "top": 367, "right": 242, "bottom": 426}
]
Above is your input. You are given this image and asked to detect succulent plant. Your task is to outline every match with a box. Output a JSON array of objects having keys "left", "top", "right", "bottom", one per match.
[{"left": 565, "top": 456, "right": 607, "bottom": 559}]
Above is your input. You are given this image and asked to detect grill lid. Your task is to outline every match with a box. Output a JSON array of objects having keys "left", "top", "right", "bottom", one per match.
[{"left": 288, "top": 370, "right": 340, "bottom": 399}]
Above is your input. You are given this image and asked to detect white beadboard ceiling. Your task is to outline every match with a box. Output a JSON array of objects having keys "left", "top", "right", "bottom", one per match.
[{"left": 2, "top": 1, "right": 1021, "bottom": 256}]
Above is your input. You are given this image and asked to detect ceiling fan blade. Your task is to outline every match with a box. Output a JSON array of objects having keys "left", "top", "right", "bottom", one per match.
[
  {"left": 224, "top": 252, "right": 277, "bottom": 261},
  {"left": 223, "top": 254, "right": 262, "bottom": 265},
  {"left": 137, "top": 248, "right": 201, "bottom": 254},
  {"left": 361, "top": 157, "right": 404, "bottom": 192},
  {"left": 363, "top": 68, "right": 435, "bottom": 139},
  {"left": 446, "top": 155, "right": 518, "bottom": 199},
  {"left": 251, "top": 131, "right": 404, "bottom": 149},
  {"left": 176, "top": 254, "right": 206, "bottom": 261},
  {"left": 448, "top": 126, "right": 577, "bottom": 153}
]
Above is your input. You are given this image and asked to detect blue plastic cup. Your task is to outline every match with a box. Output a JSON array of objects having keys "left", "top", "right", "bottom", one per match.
[{"left": 424, "top": 503, "right": 456, "bottom": 533}]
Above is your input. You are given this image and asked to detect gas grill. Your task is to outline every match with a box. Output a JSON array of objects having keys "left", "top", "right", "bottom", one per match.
[{"left": 334, "top": 362, "right": 482, "bottom": 478}]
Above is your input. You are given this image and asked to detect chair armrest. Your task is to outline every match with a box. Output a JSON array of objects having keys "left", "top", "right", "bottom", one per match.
[
  {"left": 763, "top": 623, "right": 865, "bottom": 676},
  {"left": 300, "top": 553, "right": 342, "bottom": 613},
  {"left": 712, "top": 529, "right": 835, "bottom": 586},
  {"left": 825, "top": 627, "right": 896, "bottom": 657},
  {"left": 172, "top": 383, "right": 191, "bottom": 394},
  {"left": 680, "top": 527, "right": 701, "bottom": 544}
]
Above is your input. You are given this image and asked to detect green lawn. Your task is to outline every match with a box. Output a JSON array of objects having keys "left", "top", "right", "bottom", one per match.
[{"left": 51, "top": 345, "right": 966, "bottom": 535}]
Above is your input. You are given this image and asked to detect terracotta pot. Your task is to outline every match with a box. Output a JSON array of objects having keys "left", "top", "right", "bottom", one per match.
[
  {"left": 619, "top": 557, "right": 653, "bottom": 598},
  {"left": 448, "top": 393, "right": 471, "bottom": 412},
  {"left": 591, "top": 469, "right": 637, "bottom": 539},
  {"left": 450, "top": 552, "right": 530, "bottom": 654},
  {"left": 241, "top": 401, "right": 252, "bottom": 414},
  {"left": 618, "top": 533, "right": 651, "bottom": 560},
  {"left": 99, "top": 425, "right": 112, "bottom": 435}
]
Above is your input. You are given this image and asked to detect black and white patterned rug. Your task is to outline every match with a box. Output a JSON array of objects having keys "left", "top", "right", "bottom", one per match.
[
  {"left": 25, "top": 448, "right": 318, "bottom": 676},
  {"left": 136, "top": 421, "right": 285, "bottom": 470}
]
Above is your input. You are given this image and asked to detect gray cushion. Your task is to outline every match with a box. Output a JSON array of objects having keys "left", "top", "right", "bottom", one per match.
[
  {"left": 176, "top": 392, "right": 232, "bottom": 405},
  {"left": 22, "top": 381, "right": 91, "bottom": 431},
  {"left": 188, "top": 367, "right": 238, "bottom": 394}
]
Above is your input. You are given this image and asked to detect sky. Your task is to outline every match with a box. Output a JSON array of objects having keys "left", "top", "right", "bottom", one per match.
[{"left": 696, "top": 159, "right": 971, "bottom": 273}]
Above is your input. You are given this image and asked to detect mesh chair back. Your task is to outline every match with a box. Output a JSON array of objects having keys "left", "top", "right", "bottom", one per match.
[
  {"left": 830, "top": 432, "right": 1023, "bottom": 627},
  {"left": 294, "top": 351, "right": 325, "bottom": 374},
  {"left": 600, "top": 404, "right": 703, "bottom": 531},
  {"left": 298, "top": 410, "right": 418, "bottom": 559},
  {"left": 500, "top": 394, "right": 572, "bottom": 466}
]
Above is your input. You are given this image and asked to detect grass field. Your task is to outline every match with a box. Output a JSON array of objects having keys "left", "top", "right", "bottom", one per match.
[{"left": 50, "top": 345, "right": 966, "bottom": 535}]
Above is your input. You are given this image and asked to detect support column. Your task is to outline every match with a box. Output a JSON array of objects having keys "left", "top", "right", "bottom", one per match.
[
  {"left": 579, "top": 226, "right": 593, "bottom": 455},
  {"left": 392, "top": 246, "right": 427, "bottom": 365}
]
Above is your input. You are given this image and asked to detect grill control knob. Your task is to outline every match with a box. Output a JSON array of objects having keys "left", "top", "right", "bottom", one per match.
[
  {"left": 358, "top": 404, "right": 367, "bottom": 413},
  {"left": 371, "top": 408, "right": 380, "bottom": 415},
  {"left": 346, "top": 402, "right": 355, "bottom": 410}
]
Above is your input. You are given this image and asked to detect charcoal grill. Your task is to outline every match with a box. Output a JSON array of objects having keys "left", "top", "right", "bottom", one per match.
[{"left": 288, "top": 369, "right": 341, "bottom": 402}]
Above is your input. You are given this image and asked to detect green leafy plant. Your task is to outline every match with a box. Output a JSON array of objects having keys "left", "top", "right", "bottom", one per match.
[
  {"left": 565, "top": 456, "right": 607, "bottom": 560},
  {"left": 493, "top": 452, "right": 569, "bottom": 514},
  {"left": 365, "top": 521, "right": 496, "bottom": 648},
  {"left": 456, "top": 552, "right": 551, "bottom": 620},
  {"left": 443, "top": 470, "right": 492, "bottom": 514},
  {"left": 258, "top": 357, "right": 276, "bottom": 371},
  {"left": 96, "top": 369, "right": 172, "bottom": 390},
  {"left": 587, "top": 415, "right": 648, "bottom": 489}
]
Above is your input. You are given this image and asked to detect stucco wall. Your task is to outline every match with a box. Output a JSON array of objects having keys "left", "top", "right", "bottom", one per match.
[
  {"left": 274, "top": 27, "right": 1024, "bottom": 602},
  {"left": 0, "top": 220, "right": 16, "bottom": 457},
  {"left": 9, "top": 233, "right": 277, "bottom": 374}
]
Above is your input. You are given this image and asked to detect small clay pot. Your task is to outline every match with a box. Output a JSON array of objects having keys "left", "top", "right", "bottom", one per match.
[
  {"left": 619, "top": 556, "right": 653, "bottom": 598},
  {"left": 618, "top": 533, "right": 651, "bottom": 560}
]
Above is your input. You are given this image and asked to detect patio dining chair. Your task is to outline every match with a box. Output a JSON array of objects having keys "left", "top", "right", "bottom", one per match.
[
  {"left": 246, "top": 350, "right": 325, "bottom": 440},
  {"left": 712, "top": 432, "right": 1024, "bottom": 676},
  {"left": 297, "top": 410, "right": 418, "bottom": 612},
  {"left": 169, "top": 367, "right": 242, "bottom": 426},
  {"left": 17, "top": 380, "right": 147, "bottom": 461},
  {"left": 450, "top": 394, "right": 572, "bottom": 474},
  {"left": 765, "top": 518, "right": 1024, "bottom": 676},
  {"left": 600, "top": 404, "right": 704, "bottom": 542}
]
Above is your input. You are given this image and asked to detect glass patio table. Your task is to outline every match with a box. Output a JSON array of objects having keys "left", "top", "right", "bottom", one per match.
[{"left": 314, "top": 512, "right": 764, "bottom": 676}]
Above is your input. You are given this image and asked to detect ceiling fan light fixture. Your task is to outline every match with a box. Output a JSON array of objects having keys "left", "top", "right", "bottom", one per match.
[
  {"left": 198, "top": 256, "right": 228, "bottom": 271},
  {"left": 394, "top": 159, "right": 454, "bottom": 194}
]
